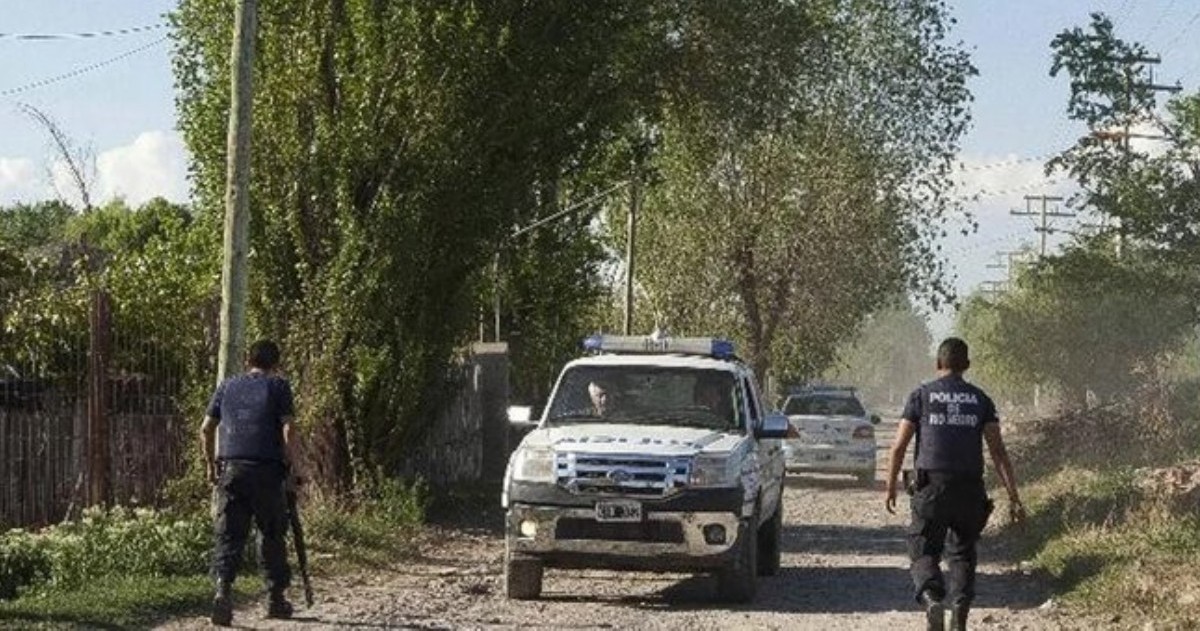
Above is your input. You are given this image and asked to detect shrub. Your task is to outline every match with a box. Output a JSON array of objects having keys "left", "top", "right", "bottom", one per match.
[
  {"left": 0, "top": 530, "right": 51, "bottom": 600},
  {"left": 41, "top": 507, "right": 210, "bottom": 589},
  {"left": 0, "top": 507, "right": 210, "bottom": 600},
  {"left": 306, "top": 475, "right": 428, "bottom": 566}
]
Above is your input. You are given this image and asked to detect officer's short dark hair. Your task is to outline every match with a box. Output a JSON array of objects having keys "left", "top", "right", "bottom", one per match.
[
  {"left": 936, "top": 337, "right": 970, "bottom": 372},
  {"left": 248, "top": 339, "right": 281, "bottom": 370}
]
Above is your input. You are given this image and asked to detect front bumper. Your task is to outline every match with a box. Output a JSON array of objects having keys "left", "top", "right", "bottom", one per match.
[
  {"left": 784, "top": 444, "right": 875, "bottom": 473},
  {"left": 507, "top": 503, "right": 745, "bottom": 571}
]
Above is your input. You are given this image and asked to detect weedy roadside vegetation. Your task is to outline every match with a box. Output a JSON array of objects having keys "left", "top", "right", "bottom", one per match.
[
  {"left": 995, "top": 390, "right": 1200, "bottom": 626},
  {"left": 0, "top": 472, "right": 428, "bottom": 628}
]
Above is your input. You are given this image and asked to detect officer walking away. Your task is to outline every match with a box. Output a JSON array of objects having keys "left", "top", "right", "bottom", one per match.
[
  {"left": 200, "top": 340, "right": 301, "bottom": 626},
  {"left": 884, "top": 337, "right": 1026, "bottom": 631}
]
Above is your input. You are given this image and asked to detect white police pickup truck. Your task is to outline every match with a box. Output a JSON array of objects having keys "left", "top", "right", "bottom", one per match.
[{"left": 502, "top": 334, "right": 790, "bottom": 603}]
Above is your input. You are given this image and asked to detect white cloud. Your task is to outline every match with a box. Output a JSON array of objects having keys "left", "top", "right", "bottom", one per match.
[
  {"left": 952, "top": 153, "right": 1075, "bottom": 212},
  {"left": 95, "top": 130, "right": 189, "bottom": 206},
  {"left": 0, "top": 131, "right": 190, "bottom": 208},
  {"left": 0, "top": 156, "right": 41, "bottom": 205}
]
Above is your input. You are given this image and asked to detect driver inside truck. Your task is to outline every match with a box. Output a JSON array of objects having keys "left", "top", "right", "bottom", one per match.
[{"left": 588, "top": 380, "right": 613, "bottom": 417}]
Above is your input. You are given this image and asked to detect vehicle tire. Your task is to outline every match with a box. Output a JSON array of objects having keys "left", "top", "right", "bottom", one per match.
[
  {"left": 504, "top": 551, "right": 543, "bottom": 600},
  {"left": 756, "top": 502, "right": 782, "bottom": 577},
  {"left": 716, "top": 517, "right": 758, "bottom": 603}
]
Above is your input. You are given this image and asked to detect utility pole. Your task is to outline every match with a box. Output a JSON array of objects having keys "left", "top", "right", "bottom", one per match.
[
  {"left": 1100, "top": 54, "right": 1181, "bottom": 259},
  {"left": 217, "top": 0, "right": 258, "bottom": 384},
  {"left": 493, "top": 252, "right": 501, "bottom": 342},
  {"left": 980, "top": 280, "right": 1009, "bottom": 301},
  {"left": 1011, "top": 195, "right": 1073, "bottom": 258},
  {"left": 623, "top": 163, "right": 641, "bottom": 335}
]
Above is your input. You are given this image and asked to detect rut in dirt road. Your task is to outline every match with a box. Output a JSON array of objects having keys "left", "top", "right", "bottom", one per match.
[{"left": 159, "top": 472, "right": 1077, "bottom": 630}]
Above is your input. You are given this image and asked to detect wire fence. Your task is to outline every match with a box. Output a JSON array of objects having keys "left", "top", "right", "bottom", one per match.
[{"left": 0, "top": 297, "right": 193, "bottom": 528}]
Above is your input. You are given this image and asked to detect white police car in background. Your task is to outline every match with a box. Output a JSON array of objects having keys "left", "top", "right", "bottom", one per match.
[
  {"left": 502, "top": 334, "right": 790, "bottom": 603},
  {"left": 781, "top": 386, "right": 880, "bottom": 485}
]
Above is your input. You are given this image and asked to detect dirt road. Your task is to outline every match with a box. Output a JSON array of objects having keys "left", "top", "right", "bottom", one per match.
[{"left": 159, "top": 426, "right": 1089, "bottom": 630}]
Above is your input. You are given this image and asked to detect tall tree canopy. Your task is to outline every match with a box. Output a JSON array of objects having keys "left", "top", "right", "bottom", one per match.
[
  {"left": 619, "top": 0, "right": 974, "bottom": 381},
  {"left": 954, "top": 12, "right": 1200, "bottom": 412},
  {"left": 173, "top": 0, "right": 975, "bottom": 489}
]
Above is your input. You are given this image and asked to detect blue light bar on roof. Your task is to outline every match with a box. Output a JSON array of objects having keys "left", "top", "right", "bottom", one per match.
[{"left": 582, "top": 334, "right": 736, "bottom": 359}]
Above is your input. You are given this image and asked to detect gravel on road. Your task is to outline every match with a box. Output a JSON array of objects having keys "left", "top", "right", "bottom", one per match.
[{"left": 158, "top": 472, "right": 1090, "bottom": 630}]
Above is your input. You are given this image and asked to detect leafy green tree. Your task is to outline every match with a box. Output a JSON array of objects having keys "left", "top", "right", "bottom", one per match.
[
  {"left": 614, "top": 0, "right": 974, "bottom": 382},
  {"left": 1050, "top": 13, "right": 1200, "bottom": 283},
  {"left": 956, "top": 248, "right": 1192, "bottom": 408},
  {"left": 0, "top": 198, "right": 216, "bottom": 394},
  {"left": 172, "top": 0, "right": 674, "bottom": 488},
  {"left": 825, "top": 300, "right": 933, "bottom": 410},
  {"left": 0, "top": 201, "right": 74, "bottom": 252}
]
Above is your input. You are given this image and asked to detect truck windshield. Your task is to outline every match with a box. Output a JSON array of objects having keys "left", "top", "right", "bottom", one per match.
[{"left": 545, "top": 365, "right": 743, "bottom": 431}]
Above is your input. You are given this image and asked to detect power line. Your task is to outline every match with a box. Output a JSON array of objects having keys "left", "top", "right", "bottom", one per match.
[
  {"left": 954, "top": 153, "right": 1056, "bottom": 173},
  {"left": 1141, "top": 0, "right": 1178, "bottom": 43},
  {"left": 0, "top": 36, "right": 167, "bottom": 98},
  {"left": 1163, "top": 9, "right": 1200, "bottom": 50},
  {"left": 957, "top": 177, "right": 1065, "bottom": 202},
  {"left": 511, "top": 181, "right": 631, "bottom": 238},
  {"left": 0, "top": 23, "right": 167, "bottom": 41}
]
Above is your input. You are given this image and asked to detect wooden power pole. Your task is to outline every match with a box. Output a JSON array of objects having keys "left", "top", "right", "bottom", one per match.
[
  {"left": 623, "top": 164, "right": 641, "bottom": 335},
  {"left": 1011, "top": 195, "right": 1073, "bottom": 258},
  {"left": 217, "top": 0, "right": 259, "bottom": 384}
]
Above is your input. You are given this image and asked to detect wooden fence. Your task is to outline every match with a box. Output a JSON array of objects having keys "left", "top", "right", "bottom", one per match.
[{"left": 0, "top": 405, "right": 188, "bottom": 528}]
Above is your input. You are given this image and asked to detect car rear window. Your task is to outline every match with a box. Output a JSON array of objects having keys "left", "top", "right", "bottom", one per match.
[{"left": 783, "top": 394, "right": 865, "bottom": 417}]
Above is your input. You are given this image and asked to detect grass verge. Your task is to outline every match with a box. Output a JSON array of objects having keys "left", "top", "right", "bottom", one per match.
[
  {"left": 0, "top": 575, "right": 256, "bottom": 629},
  {"left": 998, "top": 463, "right": 1200, "bottom": 626},
  {"left": 0, "top": 475, "right": 429, "bottom": 627}
]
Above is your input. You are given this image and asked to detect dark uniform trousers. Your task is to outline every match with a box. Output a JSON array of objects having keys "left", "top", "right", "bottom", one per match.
[
  {"left": 908, "top": 470, "right": 993, "bottom": 606},
  {"left": 212, "top": 459, "right": 292, "bottom": 592}
]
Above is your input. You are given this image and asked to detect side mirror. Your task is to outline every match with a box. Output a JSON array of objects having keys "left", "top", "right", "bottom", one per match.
[
  {"left": 755, "top": 412, "right": 791, "bottom": 439},
  {"left": 508, "top": 405, "right": 538, "bottom": 429},
  {"left": 870, "top": 414, "right": 881, "bottom": 425}
]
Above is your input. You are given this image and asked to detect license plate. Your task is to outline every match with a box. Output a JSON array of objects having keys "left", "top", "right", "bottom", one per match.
[{"left": 595, "top": 500, "right": 642, "bottom": 523}]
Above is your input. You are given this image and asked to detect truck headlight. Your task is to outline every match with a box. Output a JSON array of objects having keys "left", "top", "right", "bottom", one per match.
[
  {"left": 511, "top": 447, "right": 555, "bottom": 483},
  {"left": 689, "top": 454, "right": 736, "bottom": 487}
]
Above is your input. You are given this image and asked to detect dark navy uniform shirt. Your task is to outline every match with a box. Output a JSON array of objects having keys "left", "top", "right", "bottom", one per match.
[
  {"left": 902, "top": 374, "right": 998, "bottom": 477},
  {"left": 206, "top": 373, "right": 295, "bottom": 462}
]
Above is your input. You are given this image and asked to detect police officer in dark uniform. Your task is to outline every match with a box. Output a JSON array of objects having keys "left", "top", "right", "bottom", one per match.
[
  {"left": 884, "top": 337, "right": 1025, "bottom": 631},
  {"left": 200, "top": 340, "right": 301, "bottom": 626}
]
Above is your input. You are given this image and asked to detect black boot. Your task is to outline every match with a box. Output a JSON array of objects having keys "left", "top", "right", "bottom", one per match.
[
  {"left": 211, "top": 580, "right": 234, "bottom": 627},
  {"left": 920, "top": 590, "right": 945, "bottom": 631},
  {"left": 950, "top": 604, "right": 969, "bottom": 631},
  {"left": 266, "top": 589, "right": 294, "bottom": 619}
]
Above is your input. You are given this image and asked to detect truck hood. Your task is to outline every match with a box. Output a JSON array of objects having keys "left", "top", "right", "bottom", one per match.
[{"left": 523, "top": 423, "right": 743, "bottom": 456}]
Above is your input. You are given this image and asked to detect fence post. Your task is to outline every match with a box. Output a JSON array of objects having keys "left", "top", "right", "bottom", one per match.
[
  {"left": 87, "top": 289, "right": 111, "bottom": 506},
  {"left": 472, "top": 342, "right": 510, "bottom": 483}
]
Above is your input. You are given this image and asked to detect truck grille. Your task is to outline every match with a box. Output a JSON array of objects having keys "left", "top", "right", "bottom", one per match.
[
  {"left": 555, "top": 518, "right": 685, "bottom": 543},
  {"left": 555, "top": 453, "right": 691, "bottom": 497}
]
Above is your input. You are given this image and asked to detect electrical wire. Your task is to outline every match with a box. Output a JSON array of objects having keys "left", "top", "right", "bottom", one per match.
[
  {"left": 1163, "top": 8, "right": 1200, "bottom": 50},
  {"left": 1141, "top": 0, "right": 1178, "bottom": 43},
  {"left": 956, "top": 178, "right": 1065, "bottom": 202},
  {"left": 0, "top": 23, "right": 166, "bottom": 41},
  {"left": 953, "top": 153, "right": 1057, "bottom": 173},
  {"left": 0, "top": 37, "right": 167, "bottom": 98}
]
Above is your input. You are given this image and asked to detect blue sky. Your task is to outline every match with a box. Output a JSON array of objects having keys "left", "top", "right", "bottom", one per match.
[{"left": 2, "top": 1, "right": 1198, "bottom": 338}]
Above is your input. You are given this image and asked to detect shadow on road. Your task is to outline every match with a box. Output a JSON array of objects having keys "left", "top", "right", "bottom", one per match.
[
  {"left": 782, "top": 523, "right": 908, "bottom": 555},
  {"left": 537, "top": 562, "right": 1045, "bottom": 614},
  {"left": 785, "top": 474, "right": 879, "bottom": 491}
]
